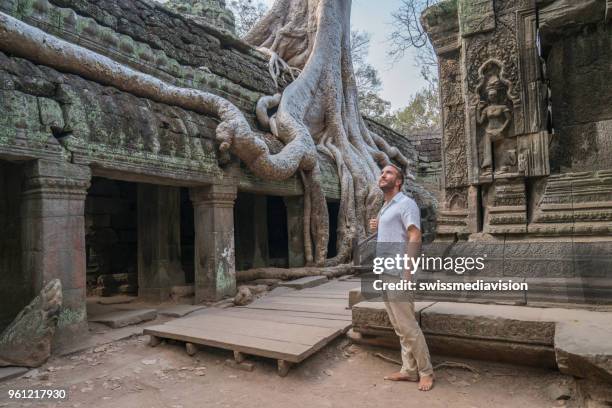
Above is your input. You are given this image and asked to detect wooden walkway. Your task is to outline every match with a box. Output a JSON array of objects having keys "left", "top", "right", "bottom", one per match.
[{"left": 144, "top": 280, "right": 357, "bottom": 376}]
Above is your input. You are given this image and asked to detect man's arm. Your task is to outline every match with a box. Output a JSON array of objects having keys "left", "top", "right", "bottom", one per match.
[{"left": 404, "top": 225, "right": 422, "bottom": 280}]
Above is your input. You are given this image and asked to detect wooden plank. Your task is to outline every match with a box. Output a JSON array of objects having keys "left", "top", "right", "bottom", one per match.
[
  {"left": 245, "top": 302, "right": 352, "bottom": 316},
  {"left": 234, "top": 307, "right": 352, "bottom": 321},
  {"left": 143, "top": 280, "right": 356, "bottom": 366},
  {"left": 275, "top": 293, "right": 349, "bottom": 299},
  {"left": 251, "top": 299, "right": 350, "bottom": 310},
  {"left": 250, "top": 297, "right": 348, "bottom": 306},
  {"left": 165, "top": 314, "right": 340, "bottom": 345},
  {"left": 200, "top": 308, "right": 351, "bottom": 329},
  {"left": 144, "top": 318, "right": 344, "bottom": 363},
  {"left": 144, "top": 325, "right": 308, "bottom": 362},
  {"left": 252, "top": 298, "right": 348, "bottom": 308}
]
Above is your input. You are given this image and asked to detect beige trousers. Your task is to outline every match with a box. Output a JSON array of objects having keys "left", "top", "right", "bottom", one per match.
[{"left": 382, "top": 275, "right": 433, "bottom": 378}]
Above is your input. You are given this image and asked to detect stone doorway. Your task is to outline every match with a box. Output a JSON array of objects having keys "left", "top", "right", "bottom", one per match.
[
  {"left": 0, "top": 160, "right": 29, "bottom": 332},
  {"left": 85, "top": 177, "right": 138, "bottom": 298},
  {"left": 267, "top": 196, "right": 289, "bottom": 268}
]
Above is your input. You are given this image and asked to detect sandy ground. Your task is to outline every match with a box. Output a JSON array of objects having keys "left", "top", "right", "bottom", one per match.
[{"left": 0, "top": 333, "right": 571, "bottom": 408}]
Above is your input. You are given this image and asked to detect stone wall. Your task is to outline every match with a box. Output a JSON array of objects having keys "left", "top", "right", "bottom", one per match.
[
  {"left": 406, "top": 128, "right": 442, "bottom": 200},
  {"left": 546, "top": 17, "right": 612, "bottom": 173},
  {"left": 43, "top": 0, "right": 278, "bottom": 95},
  {"left": 415, "top": 0, "right": 612, "bottom": 305},
  {"left": 422, "top": 0, "right": 612, "bottom": 238}
]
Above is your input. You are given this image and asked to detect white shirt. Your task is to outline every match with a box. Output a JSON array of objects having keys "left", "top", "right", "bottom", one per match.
[
  {"left": 377, "top": 192, "right": 421, "bottom": 243},
  {"left": 375, "top": 192, "right": 421, "bottom": 276}
]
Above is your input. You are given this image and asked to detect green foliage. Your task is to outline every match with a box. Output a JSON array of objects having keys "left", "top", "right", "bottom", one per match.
[
  {"left": 350, "top": 30, "right": 393, "bottom": 121},
  {"left": 386, "top": 86, "right": 440, "bottom": 133}
]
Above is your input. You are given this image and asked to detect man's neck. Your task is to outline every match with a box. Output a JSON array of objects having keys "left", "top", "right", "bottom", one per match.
[{"left": 383, "top": 189, "right": 400, "bottom": 203}]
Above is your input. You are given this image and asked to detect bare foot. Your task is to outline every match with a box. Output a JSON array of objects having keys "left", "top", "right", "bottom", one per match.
[
  {"left": 383, "top": 372, "right": 418, "bottom": 382},
  {"left": 418, "top": 374, "right": 434, "bottom": 391}
]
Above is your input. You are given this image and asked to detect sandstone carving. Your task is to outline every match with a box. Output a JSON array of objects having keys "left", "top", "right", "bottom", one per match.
[
  {"left": 0, "top": 279, "right": 62, "bottom": 368},
  {"left": 475, "top": 59, "right": 514, "bottom": 177},
  {"left": 414, "top": 0, "right": 612, "bottom": 306}
]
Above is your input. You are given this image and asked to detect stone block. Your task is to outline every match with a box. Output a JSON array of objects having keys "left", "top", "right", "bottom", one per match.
[
  {"left": 170, "top": 285, "right": 195, "bottom": 299},
  {"left": 525, "top": 278, "right": 612, "bottom": 305},
  {"left": 555, "top": 319, "right": 612, "bottom": 383},
  {"left": 89, "top": 309, "right": 157, "bottom": 328},
  {"left": 352, "top": 301, "right": 434, "bottom": 334},
  {"left": 0, "top": 366, "right": 28, "bottom": 382},
  {"left": 503, "top": 242, "right": 575, "bottom": 278},
  {"left": 279, "top": 275, "right": 328, "bottom": 289},
  {"left": 158, "top": 305, "right": 205, "bottom": 318},
  {"left": 97, "top": 296, "right": 136, "bottom": 305},
  {"left": 426, "top": 333, "right": 557, "bottom": 368},
  {"left": 348, "top": 288, "right": 364, "bottom": 308},
  {"left": 420, "top": 302, "right": 555, "bottom": 345}
]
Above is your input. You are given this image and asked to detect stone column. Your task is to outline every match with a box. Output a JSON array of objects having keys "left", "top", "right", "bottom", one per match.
[
  {"left": 21, "top": 159, "right": 91, "bottom": 350},
  {"left": 251, "top": 195, "right": 269, "bottom": 268},
  {"left": 284, "top": 196, "right": 305, "bottom": 268},
  {"left": 137, "top": 184, "right": 185, "bottom": 301},
  {"left": 190, "top": 184, "right": 237, "bottom": 302}
]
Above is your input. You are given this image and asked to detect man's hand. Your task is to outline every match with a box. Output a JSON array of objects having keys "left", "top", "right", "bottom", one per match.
[{"left": 369, "top": 218, "right": 378, "bottom": 233}]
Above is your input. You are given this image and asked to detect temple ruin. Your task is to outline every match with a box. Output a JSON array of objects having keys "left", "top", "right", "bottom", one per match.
[
  {"left": 0, "top": 0, "right": 611, "bottom": 404},
  {"left": 0, "top": 0, "right": 437, "bottom": 352}
]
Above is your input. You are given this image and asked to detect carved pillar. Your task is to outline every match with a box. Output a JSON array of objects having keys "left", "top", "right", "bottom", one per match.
[
  {"left": 137, "top": 184, "right": 184, "bottom": 301},
  {"left": 190, "top": 184, "right": 237, "bottom": 302},
  {"left": 284, "top": 196, "right": 305, "bottom": 268},
  {"left": 21, "top": 159, "right": 91, "bottom": 350}
]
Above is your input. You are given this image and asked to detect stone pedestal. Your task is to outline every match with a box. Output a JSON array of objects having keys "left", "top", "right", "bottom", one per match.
[
  {"left": 21, "top": 159, "right": 91, "bottom": 351},
  {"left": 483, "top": 178, "right": 527, "bottom": 234},
  {"left": 137, "top": 184, "right": 184, "bottom": 301},
  {"left": 190, "top": 184, "right": 237, "bottom": 302},
  {"left": 284, "top": 196, "right": 305, "bottom": 268}
]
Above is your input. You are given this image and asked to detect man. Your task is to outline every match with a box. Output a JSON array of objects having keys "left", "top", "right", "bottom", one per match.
[{"left": 369, "top": 164, "right": 434, "bottom": 391}]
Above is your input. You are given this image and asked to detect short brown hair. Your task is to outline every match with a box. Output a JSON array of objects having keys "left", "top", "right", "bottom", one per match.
[{"left": 387, "top": 163, "right": 404, "bottom": 186}]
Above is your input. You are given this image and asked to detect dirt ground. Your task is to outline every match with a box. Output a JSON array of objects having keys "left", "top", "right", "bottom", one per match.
[{"left": 0, "top": 334, "right": 571, "bottom": 408}]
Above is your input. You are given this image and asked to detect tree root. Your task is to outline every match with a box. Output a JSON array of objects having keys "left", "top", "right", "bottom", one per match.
[
  {"left": 0, "top": 279, "right": 62, "bottom": 368},
  {"left": 236, "top": 264, "right": 352, "bottom": 282}
]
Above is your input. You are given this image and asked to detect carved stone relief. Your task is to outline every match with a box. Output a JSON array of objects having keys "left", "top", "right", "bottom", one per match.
[{"left": 472, "top": 59, "right": 518, "bottom": 180}]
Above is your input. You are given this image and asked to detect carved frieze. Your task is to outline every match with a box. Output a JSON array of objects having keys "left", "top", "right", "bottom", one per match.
[
  {"left": 483, "top": 178, "right": 527, "bottom": 234},
  {"left": 530, "top": 170, "right": 612, "bottom": 235}
]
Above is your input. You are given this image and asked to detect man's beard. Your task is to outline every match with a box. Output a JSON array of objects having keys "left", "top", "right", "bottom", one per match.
[{"left": 379, "top": 181, "right": 394, "bottom": 193}]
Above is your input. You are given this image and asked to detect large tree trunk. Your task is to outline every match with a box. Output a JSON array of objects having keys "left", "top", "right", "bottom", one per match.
[{"left": 243, "top": 0, "right": 412, "bottom": 266}]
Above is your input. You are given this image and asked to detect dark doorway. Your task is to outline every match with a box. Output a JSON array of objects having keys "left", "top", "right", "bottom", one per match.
[
  {"left": 180, "top": 187, "right": 195, "bottom": 284},
  {"left": 267, "top": 196, "right": 289, "bottom": 267},
  {"left": 327, "top": 200, "right": 340, "bottom": 258},
  {"left": 0, "top": 161, "right": 29, "bottom": 331},
  {"left": 85, "top": 177, "right": 138, "bottom": 297}
]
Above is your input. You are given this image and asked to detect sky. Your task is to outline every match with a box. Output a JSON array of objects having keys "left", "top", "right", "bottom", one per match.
[{"left": 259, "top": 0, "right": 428, "bottom": 111}]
